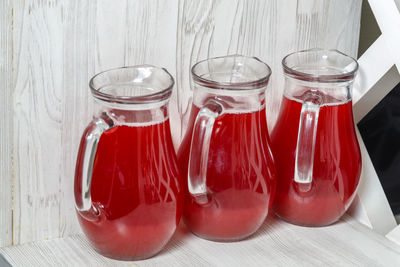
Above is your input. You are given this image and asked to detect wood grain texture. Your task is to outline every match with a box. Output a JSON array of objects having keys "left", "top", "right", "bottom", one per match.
[
  {"left": 0, "top": 0, "right": 13, "bottom": 247},
  {"left": 60, "top": 0, "right": 98, "bottom": 240},
  {"left": 1, "top": 215, "right": 400, "bottom": 267},
  {"left": 12, "top": 0, "right": 66, "bottom": 245},
  {"left": 1, "top": 0, "right": 363, "bottom": 246}
]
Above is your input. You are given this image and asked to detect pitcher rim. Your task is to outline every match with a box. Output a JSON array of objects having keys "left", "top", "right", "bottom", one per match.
[
  {"left": 89, "top": 65, "right": 174, "bottom": 105},
  {"left": 282, "top": 48, "right": 359, "bottom": 83},
  {"left": 191, "top": 55, "right": 271, "bottom": 91}
]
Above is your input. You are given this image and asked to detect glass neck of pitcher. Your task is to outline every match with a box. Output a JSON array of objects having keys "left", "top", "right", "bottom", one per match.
[
  {"left": 191, "top": 55, "right": 271, "bottom": 113},
  {"left": 282, "top": 49, "right": 358, "bottom": 103},
  {"left": 89, "top": 65, "right": 174, "bottom": 126},
  {"left": 95, "top": 101, "right": 169, "bottom": 126},
  {"left": 283, "top": 75, "right": 353, "bottom": 104},
  {"left": 193, "top": 87, "right": 266, "bottom": 113}
]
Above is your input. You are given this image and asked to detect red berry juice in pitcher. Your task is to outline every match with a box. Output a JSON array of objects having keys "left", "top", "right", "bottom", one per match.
[
  {"left": 178, "top": 105, "right": 276, "bottom": 240},
  {"left": 271, "top": 91, "right": 361, "bottom": 226},
  {"left": 75, "top": 120, "right": 182, "bottom": 259}
]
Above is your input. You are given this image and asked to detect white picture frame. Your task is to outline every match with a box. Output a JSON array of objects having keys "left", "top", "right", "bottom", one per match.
[{"left": 349, "top": 0, "right": 400, "bottom": 238}]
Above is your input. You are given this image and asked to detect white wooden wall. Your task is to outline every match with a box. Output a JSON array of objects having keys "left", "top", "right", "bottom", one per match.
[{"left": 0, "top": 0, "right": 362, "bottom": 247}]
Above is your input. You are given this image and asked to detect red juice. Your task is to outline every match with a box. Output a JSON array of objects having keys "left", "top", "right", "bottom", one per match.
[
  {"left": 271, "top": 92, "right": 361, "bottom": 226},
  {"left": 178, "top": 105, "right": 276, "bottom": 240},
  {"left": 75, "top": 120, "right": 182, "bottom": 260}
]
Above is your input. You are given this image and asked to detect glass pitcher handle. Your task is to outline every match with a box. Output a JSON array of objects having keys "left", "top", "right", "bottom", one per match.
[
  {"left": 75, "top": 113, "right": 112, "bottom": 221},
  {"left": 188, "top": 100, "right": 223, "bottom": 204},
  {"left": 294, "top": 93, "right": 322, "bottom": 190}
]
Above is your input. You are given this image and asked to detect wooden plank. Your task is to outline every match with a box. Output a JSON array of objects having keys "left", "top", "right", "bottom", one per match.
[
  {"left": 122, "top": 0, "right": 180, "bottom": 147},
  {"left": 93, "top": 0, "right": 179, "bottom": 144},
  {"left": 176, "top": 0, "right": 215, "bottom": 139},
  {"left": 0, "top": 0, "right": 13, "bottom": 247},
  {"left": 1, "top": 216, "right": 400, "bottom": 266},
  {"left": 0, "top": 224, "right": 210, "bottom": 266},
  {"left": 11, "top": 0, "right": 67, "bottom": 245},
  {"left": 59, "top": 0, "right": 97, "bottom": 239}
]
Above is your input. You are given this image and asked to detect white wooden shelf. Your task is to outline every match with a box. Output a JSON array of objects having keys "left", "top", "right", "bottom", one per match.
[{"left": 1, "top": 215, "right": 399, "bottom": 267}]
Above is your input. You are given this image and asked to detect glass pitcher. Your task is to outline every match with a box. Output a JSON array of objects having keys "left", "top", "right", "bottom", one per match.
[
  {"left": 74, "top": 66, "right": 182, "bottom": 260},
  {"left": 177, "top": 55, "right": 276, "bottom": 241},
  {"left": 271, "top": 49, "right": 361, "bottom": 226}
]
